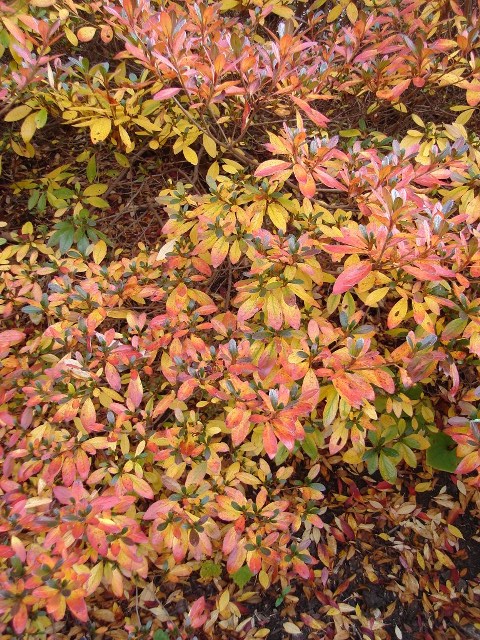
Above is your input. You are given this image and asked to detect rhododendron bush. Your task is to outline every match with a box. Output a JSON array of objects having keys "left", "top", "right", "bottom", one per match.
[{"left": 1, "top": 0, "right": 480, "bottom": 638}]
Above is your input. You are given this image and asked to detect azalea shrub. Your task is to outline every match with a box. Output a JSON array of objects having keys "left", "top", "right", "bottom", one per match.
[{"left": 1, "top": 0, "right": 480, "bottom": 638}]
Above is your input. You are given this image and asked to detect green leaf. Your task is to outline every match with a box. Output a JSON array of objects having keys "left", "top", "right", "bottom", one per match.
[
  {"left": 200, "top": 560, "right": 222, "bottom": 579},
  {"left": 301, "top": 434, "right": 318, "bottom": 460},
  {"left": 274, "top": 443, "right": 289, "bottom": 465},
  {"left": 86, "top": 155, "right": 97, "bottom": 182},
  {"left": 84, "top": 196, "right": 110, "bottom": 208},
  {"left": 35, "top": 108, "right": 48, "bottom": 129},
  {"left": 426, "top": 432, "right": 458, "bottom": 472},
  {"left": 379, "top": 452, "right": 397, "bottom": 483},
  {"left": 339, "top": 129, "right": 361, "bottom": 137},
  {"left": 441, "top": 318, "right": 468, "bottom": 341},
  {"left": 153, "top": 631, "right": 170, "bottom": 640},
  {"left": 54, "top": 188, "right": 75, "bottom": 199},
  {"left": 114, "top": 152, "right": 130, "bottom": 168},
  {"left": 83, "top": 183, "right": 108, "bottom": 197},
  {"left": 232, "top": 565, "right": 253, "bottom": 589}
]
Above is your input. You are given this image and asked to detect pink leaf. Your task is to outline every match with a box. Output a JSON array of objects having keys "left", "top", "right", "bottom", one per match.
[
  {"left": 153, "top": 87, "right": 181, "bottom": 100},
  {"left": 254, "top": 159, "right": 292, "bottom": 177},
  {"left": 189, "top": 596, "right": 209, "bottom": 629},
  {"left": 333, "top": 262, "right": 372, "bottom": 294},
  {"left": 0, "top": 330, "right": 25, "bottom": 351},
  {"left": 291, "top": 95, "right": 329, "bottom": 127}
]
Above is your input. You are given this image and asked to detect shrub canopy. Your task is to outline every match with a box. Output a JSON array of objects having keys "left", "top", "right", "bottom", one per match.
[{"left": 1, "top": 0, "right": 480, "bottom": 638}]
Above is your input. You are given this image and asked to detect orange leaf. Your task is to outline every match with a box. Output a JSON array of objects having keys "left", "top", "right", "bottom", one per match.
[
  {"left": 227, "top": 408, "right": 251, "bottom": 446},
  {"left": 67, "top": 593, "right": 88, "bottom": 622},
  {"left": 127, "top": 371, "right": 143, "bottom": 408},
  {"left": 263, "top": 423, "right": 278, "bottom": 458},
  {"left": 456, "top": 451, "right": 480, "bottom": 475}
]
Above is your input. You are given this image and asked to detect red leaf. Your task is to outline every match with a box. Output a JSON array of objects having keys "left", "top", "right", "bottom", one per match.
[{"left": 332, "top": 262, "right": 372, "bottom": 294}]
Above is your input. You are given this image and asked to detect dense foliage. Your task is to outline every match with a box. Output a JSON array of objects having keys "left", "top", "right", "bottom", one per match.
[{"left": 1, "top": 0, "right": 480, "bottom": 638}]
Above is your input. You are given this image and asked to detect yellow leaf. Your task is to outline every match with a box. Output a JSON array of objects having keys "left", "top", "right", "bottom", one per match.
[
  {"left": 346, "top": 2, "right": 358, "bottom": 23},
  {"left": 118, "top": 124, "right": 132, "bottom": 149},
  {"left": 85, "top": 562, "right": 104, "bottom": 595},
  {"left": 92, "top": 239, "right": 107, "bottom": 264},
  {"left": 77, "top": 26, "right": 96, "bottom": 42},
  {"left": 20, "top": 112, "right": 37, "bottom": 143},
  {"left": 327, "top": 4, "right": 344, "bottom": 22},
  {"left": 221, "top": 0, "right": 238, "bottom": 9},
  {"left": 107, "top": 309, "right": 129, "bottom": 318},
  {"left": 387, "top": 297, "right": 408, "bottom": 329},
  {"left": 90, "top": 118, "right": 112, "bottom": 143},
  {"left": 364, "top": 286, "right": 389, "bottom": 307},
  {"left": 411, "top": 113, "right": 425, "bottom": 128},
  {"left": 267, "top": 202, "right": 288, "bottom": 232},
  {"left": 202, "top": 133, "right": 217, "bottom": 158},
  {"left": 114, "top": 152, "right": 130, "bottom": 168},
  {"left": 435, "top": 549, "right": 455, "bottom": 569},
  {"left": 207, "top": 161, "right": 219, "bottom": 179},
  {"left": 183, "top": 146, "right": 198, "bottom": 165},
  {"left": 415, "top": 482, "right": 431, "bottom": 493},
  {"left": 343, "top": 448, "right": 364, "bottom": 464},
  {"left": 83, "top": 184, "right": 108, "bottom": 197},
  {"left": 4, "top": 104, "right": 32, "bottom": 122},
  {"left": 259, "top": 570, "right": 270, "bottom": 589},
  {"left": 447, "top": 524, "right": 463, "bottom": 539},
  {"left": 218, "top": 590, "right": 230, "bottom": 612},
  {"left": 223, "top": 159, "right": 244, "bottom": 172},
  {"left": 229, "top": 239, "right": 241, "bottom": 264},
  {"left": 64, "top": 26, "right": 78, "bottom": 46},
  {"left": 283, "top": 621, "right": 302, "bottom": 635},
  {"left": 455, "top": 109, "right": 474, "bottom": 125},
  {"left": 438, "top": 72, "right": 461, "bottom": 87},
  {"left": 272, "top": 5, "right": 294, "bottom": 18}
]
